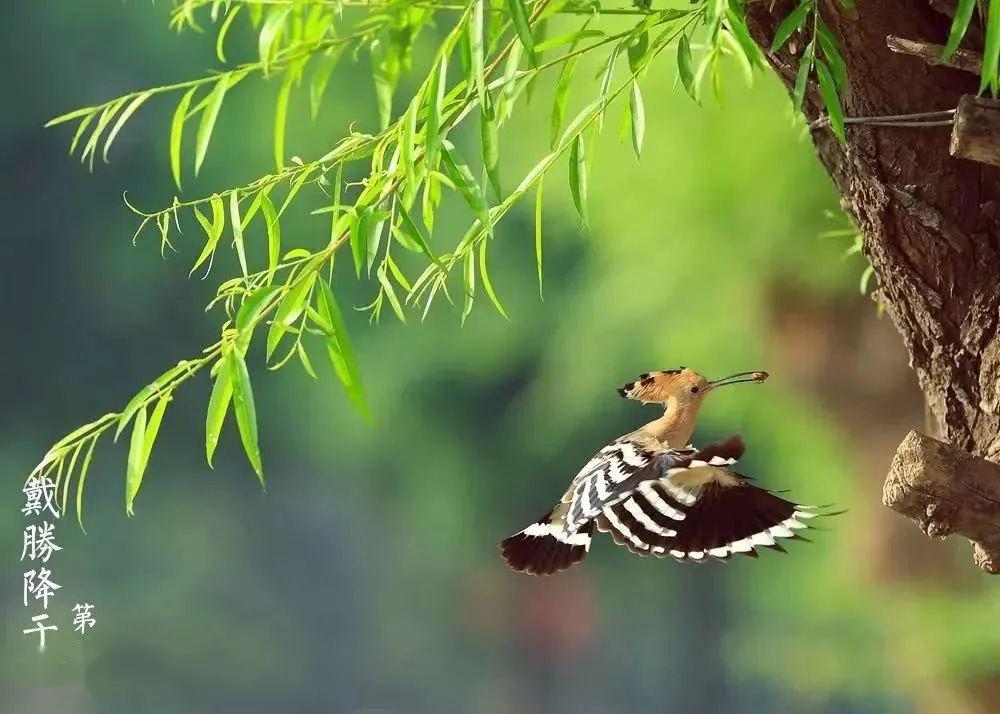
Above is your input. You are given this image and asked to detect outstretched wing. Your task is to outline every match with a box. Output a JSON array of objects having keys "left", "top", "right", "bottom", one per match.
[
  {"left": 597, "top": 436, "right": 820, "bottom": 561},
  {"left": 561, "top": 433, "right": 737, "bottom": 533}
]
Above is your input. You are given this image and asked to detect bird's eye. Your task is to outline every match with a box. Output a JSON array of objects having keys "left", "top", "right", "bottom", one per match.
[{"left": 689, "top": 386, "right": 699, "bottom": 394}]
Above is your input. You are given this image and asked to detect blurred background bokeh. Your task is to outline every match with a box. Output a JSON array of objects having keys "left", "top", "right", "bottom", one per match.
[{"left": 4, "top": 3, "right": 1000, "bottom": 713}]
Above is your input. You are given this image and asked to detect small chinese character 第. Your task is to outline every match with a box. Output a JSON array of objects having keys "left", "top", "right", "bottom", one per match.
[
  {"left": 72, "top": 603, "right": 96, "bottom": 634},
  {"left": 23, "top": 568, "right": 61, "bottom": 609},
  {"left": 23, "top": 614, "right": 58, "bottom": 651},
  {"left": 21, "top": 522, "right": 62, "bottom": 563},
  {"left": 22, "top": 476, "right": 60, "bottom": 519}
]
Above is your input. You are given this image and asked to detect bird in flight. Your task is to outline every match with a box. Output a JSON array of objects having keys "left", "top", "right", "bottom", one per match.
[{"left": 500, "top": 368, "right": 825, "bottom": 575}]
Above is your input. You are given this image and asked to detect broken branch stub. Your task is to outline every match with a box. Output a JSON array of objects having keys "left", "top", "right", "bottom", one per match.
[
  {"left": 950, "top": 95, "right": 1000, "bottom": 167},
  {"left": 883, "top": 430, "right": 1000, "bottom": 573},
  {"left": 886, "top": 35, "right": 983, "bottom": 75}
]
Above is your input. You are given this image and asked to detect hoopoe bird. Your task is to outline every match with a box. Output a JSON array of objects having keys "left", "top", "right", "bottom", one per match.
[{"left": 500, "top": 368, "right": 824, "bottom": 575}]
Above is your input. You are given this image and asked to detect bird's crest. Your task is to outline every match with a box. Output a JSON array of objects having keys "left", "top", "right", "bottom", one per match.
[{"left": 617, "top": 369, "right": 685, "bottom": 403}]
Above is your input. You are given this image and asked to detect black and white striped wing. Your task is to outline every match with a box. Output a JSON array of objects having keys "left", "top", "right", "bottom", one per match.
[
  {"left": 562, "top": 436, "right": 695, "bottom": 534},
  {"left": 594, "top": 436, "right": 747, "bottom": 554},
  {"left": 597, "top": 436, "right": 821, "bottom": 561}
]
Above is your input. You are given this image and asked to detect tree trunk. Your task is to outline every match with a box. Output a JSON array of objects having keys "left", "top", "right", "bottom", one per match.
[{"left": 744, "top": 0, "right": 1000, "bottom": 569}]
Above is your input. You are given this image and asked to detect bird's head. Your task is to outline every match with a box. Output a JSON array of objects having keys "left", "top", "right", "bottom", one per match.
[{"left": 617, "top": 367, "right": 768, "bottom": 408}]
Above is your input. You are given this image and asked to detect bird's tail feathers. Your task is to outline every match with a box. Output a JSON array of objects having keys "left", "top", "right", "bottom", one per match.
[{"left": 500, "top": 511, "right": 593, "bottom": 576}]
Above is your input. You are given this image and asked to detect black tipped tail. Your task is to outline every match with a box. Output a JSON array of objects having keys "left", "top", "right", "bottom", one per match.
[{"left": 500, "top": 516, "right": 593, "bottom": 575}]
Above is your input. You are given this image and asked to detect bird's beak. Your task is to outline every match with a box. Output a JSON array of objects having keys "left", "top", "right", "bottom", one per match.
[{"left": 706, "top": 371, "right": 769, "bottom": 392}]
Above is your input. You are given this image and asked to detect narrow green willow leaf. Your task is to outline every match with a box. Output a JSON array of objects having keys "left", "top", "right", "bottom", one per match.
[
  {"left": 386, "top": 255, "right": 412, "bottom": 292},
  {"left": 441, "top": 142, "right": 490, "bottom": 235},
  {"left": 310, "top": 46, "right": 345, "bottom": 119},
  {"left": 629, "top": 81, "right": 645, "bottom": 158},
  {"left": 195, "top": 76, "right": 229, "bottom": 176},
  {"left": 470, "top": 0, "right": 487, "bottom": 106},
  {"left": 45, "top": 105, "right": 97, "bottom": 128},
  {"left": 793, "top": 42, "right": 815, "bottom": 111},
  {"left": 259, "top": 6, "right": 293, "bottom": 72},
  {"left": 350, "top": 207, "right": 369, "bottom": 277},
  {"left": 316, "top": 279, "right": 370, "bottom": 419},
  {"left": 116, "top": 387, "right": 154, "bottom": 442},
  {"left": 771, "top": 0, "right": 811, "bottom": 52},
  {"left": 170, "top": 87, "right": 197, "bottom": 190},
  {"left": 815, "top": 60, "right": 845, "bottom": 141},
  {"left": 401, "top": 99, "right": 419, "bottom": 194},
  {"left": 677, "top": 36, "right": 697, "bottom": 102},
  {"left": 367, "top": 210, "right": 390, "bottom": 273},
  {"left": 982, "top": 0, "right": 1000, "bottom": 94},
  {"left": 392, "top": 222, "right": 422, "bottom": 253},
  {"left": 481, "top": 100, "right": 501, "bottom": 200},
  {"left": 69, "top": 112, "right": 95, "bottom": 157},
  {"left": 114, "top": 360, "right": 189, "bottom": 441},
  {"left": 241, "top": 185, "right": 269, "bottom": 231},
  {"left": 725, "top": 7, "right": 763, "bottom": 69},
  {"left": 723, "top": 30, "right": 754, "bottom": 86},
  {"left": 205, "top": 356, "right": 233, "bottom": 466},
  {"left": 535, "top": 177, "right": 544, "bottom": 300},
  {"left": 210, "top": 193, "right": 225, "bottom": 237},
  {"left": 398, "top": 200, "right": 443, "bottom": 269},
  {"left": 216, "top": 4, "right": 242, "bottom": 63},
  {"left": 267, "top": 275, "right": 315, "bottom": 359},
  {"left": 816, "top": 19, "right": 847, "bottom": 91},
  {"left": 278, "top": 165, "right": 312, "bottom": 217},
  {"left": 125, "top": 406, "right": 148, "bottom": 516},
  {"left": 49, "top": 413, "right": 116, "bottom": 454},
  {"left": 190, "top": 198, "right": 224, "bottom": 277},
  {"left": 328, "top": 163, "right": 344, "bottom": 244},
  {"left": 479, "top": 240, "right": 508, "bottom": 318},
  {"left": 230, "top": 191, "right": 249, "bottom": 277},
  {"left": 942, "top": 0, "right": 975, "bottom": 60},
  {"left": 507, "top": 0, "right": 537, "bottom": 66},
  {"left": 377, "top": 267, "right": 407, "bottom": 324},
  {"left": 81, "top": 98, "right": 126, "bottom": 170},
  {"left": 139, "top": 393, "right": 169, "bottom": 480},
  {"left": 557, "top": 99, "right": 601, "bottom": 149},
  {"left": 103, "top": 92, "right": 151, "bottom": 162},
  {"left": 372, "top": 46, "right": 396, "bottom": 131},
  {"left": 229, "top": 350, "right": 263, "bottom": 484},
  {"left": 626, "top": 28, "right": 649, "bottom": 75},
  {"left": 274, "top": 74, "right": 293, "bottom": 170},
  {"left": 568, "top": 134, "right": 588, "bottom": 224},
  {"left": 461, "top": 251, "right": 475, "bottom": 324},
  {"left": 425, "top": 55, "right": 447, "bottom": 170},
  {"left": 236, "top": 285, "right": 282, "bottom": 352},
  {"left": 551, "top": 56, "right": 579, "bottom": 147},
  {"left": 500, "top": 41, "right": 523, "bottom": 122},
  {"left": 75, "top": 437, "right": 98, "bottom": 531},
  {"left": 297, "top": 341, "right": 318, "bottom": 379},
  {"left": 261, "top": 195, "right": 281, "bottom": 279}
]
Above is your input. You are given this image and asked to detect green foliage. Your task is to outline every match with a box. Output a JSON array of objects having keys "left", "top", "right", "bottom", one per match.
[
  {"left": 35, "top": 0, "right": 856, "bottom": 522},
  {"left": 770, "top": 0, "right": 848, "bottom": 139}
]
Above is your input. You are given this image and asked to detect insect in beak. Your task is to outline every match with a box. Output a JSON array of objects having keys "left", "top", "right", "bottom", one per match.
[{"left": 705, "top": 371, "right": 769, "bottom": 392}]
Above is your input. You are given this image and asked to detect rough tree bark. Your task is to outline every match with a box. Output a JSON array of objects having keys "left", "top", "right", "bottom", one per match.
[{"left": 744, "top": 0, "right": 1000, "bottom": 570}]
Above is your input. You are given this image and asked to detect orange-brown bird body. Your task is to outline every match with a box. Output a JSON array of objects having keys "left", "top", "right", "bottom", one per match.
[{"left": 501, "top": 368, "right": 823, "bottom": 575}]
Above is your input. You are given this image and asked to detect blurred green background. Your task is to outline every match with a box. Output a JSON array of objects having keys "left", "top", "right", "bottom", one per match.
[{"left": 4, "top": 3, "right": 1000, "bottom": 713}]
